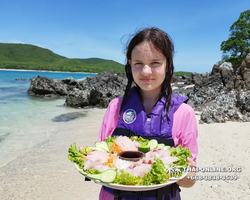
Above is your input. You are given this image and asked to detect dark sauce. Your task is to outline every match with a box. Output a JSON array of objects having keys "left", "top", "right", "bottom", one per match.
[
  {"left": 118, "top": 151, "right": 144, "bottom": 161},
  {"left": 119, "top": 151, "right": 142, "bottom": 158}
]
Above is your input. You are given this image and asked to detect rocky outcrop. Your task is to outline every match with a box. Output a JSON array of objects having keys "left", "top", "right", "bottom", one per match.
[
  {"left": 188, "top": 53, "right": 250, "bottom": 123},
  {"left": 239, "top": 53, "right": 250, "bottom": 90},
  {"left": 187, "top": 63, "right": 234, "bottom": 110},
  {"left": 199, "top": 90, "right": 250, "bottom": 123},
  {"left": 27, "top": 76, "right": 72, "bottom": 98},
  {"left": 27, "top": 71, "right": 127, "bottom": 107},
  {"left": 65, "top": 71, "right": 127, "bottom": 108}
]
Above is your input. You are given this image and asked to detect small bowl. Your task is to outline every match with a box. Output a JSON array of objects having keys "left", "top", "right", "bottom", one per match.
[{"left": 118, "top": 151, "right": 145, "bottom": 162}]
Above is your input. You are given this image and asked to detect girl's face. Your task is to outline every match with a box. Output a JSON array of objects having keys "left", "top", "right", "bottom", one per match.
[{"left": 129, "top": 41, "right": 167, "bottom": 96}]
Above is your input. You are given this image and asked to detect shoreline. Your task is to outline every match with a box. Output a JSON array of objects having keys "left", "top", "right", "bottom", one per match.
[{"left": 0, "top": 68, "right": 98, "bottom": 74}]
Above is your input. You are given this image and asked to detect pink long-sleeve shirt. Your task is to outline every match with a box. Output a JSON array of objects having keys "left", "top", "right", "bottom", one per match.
[{"left": 98, "top": 97, "right": 198, "bottom": 200}]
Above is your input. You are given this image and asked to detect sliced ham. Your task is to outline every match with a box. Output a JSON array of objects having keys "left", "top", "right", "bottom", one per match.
[
  {"left": 114, "top": 136, "right": 140, "bottom": 151},
  {"left": 143, "top": 148, "right": 178, "bottom": 165},
  {"left": 124, "top": 163, "right": 152, "bottom": 177},
  {"left": 84, "top": 150, "right": 110, "bottom": 171}
]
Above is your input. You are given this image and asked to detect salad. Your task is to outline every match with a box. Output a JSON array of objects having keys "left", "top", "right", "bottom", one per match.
[{"left": 68, "top": 135, "right": 191, "bottom": 186}]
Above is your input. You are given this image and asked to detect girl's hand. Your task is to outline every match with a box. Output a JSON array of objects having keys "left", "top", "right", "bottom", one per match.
[
  {"left": 187, "top": 157, "right": 196, "bottom": 168},
  {"left": 176, "top": 157, "right": 196, "bottom": 188}
]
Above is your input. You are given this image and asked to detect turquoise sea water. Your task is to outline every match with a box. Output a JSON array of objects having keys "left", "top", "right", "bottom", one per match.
[{"left": 0, "top": 70, "right": 96, "bottom": 167}]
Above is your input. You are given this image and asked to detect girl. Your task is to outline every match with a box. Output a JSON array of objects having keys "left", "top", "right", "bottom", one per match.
[{"left": 98, "top": 27, "right": 198, "bottom": 200}]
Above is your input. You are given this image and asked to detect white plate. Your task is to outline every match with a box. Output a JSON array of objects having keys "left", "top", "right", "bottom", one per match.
[{"left": 75, "top": 164, "right": 187, "bottom": 191}]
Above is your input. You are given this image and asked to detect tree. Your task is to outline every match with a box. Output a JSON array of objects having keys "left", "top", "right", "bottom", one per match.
[{"left": 220, "top": 10, "right": 250, "bottom": 68}]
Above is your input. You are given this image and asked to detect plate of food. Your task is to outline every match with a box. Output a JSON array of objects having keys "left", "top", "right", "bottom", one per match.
[{"left": 68, "top": 135, "right": 191, "bottom": 191}]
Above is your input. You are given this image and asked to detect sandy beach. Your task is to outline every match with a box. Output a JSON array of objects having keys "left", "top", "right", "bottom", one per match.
[{"left": 0, "top": 108, "right": 249, "bottom": 200}]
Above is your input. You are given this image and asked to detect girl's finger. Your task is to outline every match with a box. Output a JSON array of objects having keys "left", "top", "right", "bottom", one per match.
[{"left": 187, "top": 157, "right": 195, "bottom": 167}]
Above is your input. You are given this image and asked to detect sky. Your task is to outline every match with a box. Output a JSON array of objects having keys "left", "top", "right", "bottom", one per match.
[{"left": 0, "top": 0, "right": 249, "bottom": 73}]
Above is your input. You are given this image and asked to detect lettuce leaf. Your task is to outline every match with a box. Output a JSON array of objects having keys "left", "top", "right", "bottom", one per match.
[
  {"left": 114, "top": 169, "right": 142, "bottom": 186},
  {"left": 130, "top": 136, "right": 149, "bottom": 145},
  {"left": 105, "top": 135, "right": 119, "bottom": 148},
  {"left": 80, "top": 146, "right": 94, "bottom": 156},
  {"left": 170, "top": 145, "right": 192, "bottom": 168},
  {"left": 86, "top": 168, "right": 101, "bottom": 174},
  {"left": 68, "top": 143, "right": 85, "bottom": 169},
  {"left": 142, "top": 158, "right": 168, "bottom": 185}
]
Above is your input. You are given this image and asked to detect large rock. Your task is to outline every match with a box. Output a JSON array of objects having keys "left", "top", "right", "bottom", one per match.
[
  {"left": 200, "top": 90, "right": 250, "bottom": 123},
  {"left": 191, "top": 72, "right": 203, "bottom": 85},
  {"left": 188, "top": 55, "right": 250, "bottom": 123},
  {"left": 27, "top": 71, "right": 127, "bottom": 107},
  {"left": 64, "top": 71, "right": 127, "bottom": 108},
  {"left": 219, "top": 62, "right": 234, "bottom": 90},
  {"left": 188, "top": 65, "right": 224, "bottom": 110},
  {"left": 27, "top": 76, "right": 70, "bottom": 98},
  {"left": 239, "top": 53, "right": 250, "bottom": 90}
]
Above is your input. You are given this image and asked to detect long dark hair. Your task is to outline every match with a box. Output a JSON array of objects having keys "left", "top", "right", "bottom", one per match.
[{"left": 120, "top": 27, "right": 175, "bottom": 121}]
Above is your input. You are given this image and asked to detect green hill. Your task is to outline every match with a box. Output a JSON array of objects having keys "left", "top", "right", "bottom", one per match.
[
  {"left": 0, "top": 43, "right": 192, "bottom": 75},
  {"left": 0, "top": 43, "right": 124, "bottom": 73}
]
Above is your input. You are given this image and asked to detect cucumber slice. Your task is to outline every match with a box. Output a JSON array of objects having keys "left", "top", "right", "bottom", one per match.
[
  {"left": 138, "top": 144, "right": 150, "bottom": 153},
  {"left": 163, "top": 146, "right": 171, "bottom": 151},
  {"left": 157, "top": 143, "right": 165, "bottom": 148},
  {"left": 95, "top": 141, "right": 109, "bottom": 152},
  {"left": 148, "top": 139, "right": 158, "bottom": 150},
  {"left": 86, "top": 169, "right": 117, "bottom": 183},
  {"left": 94, "top": 142, "right": 102, "bottom": 148}
]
